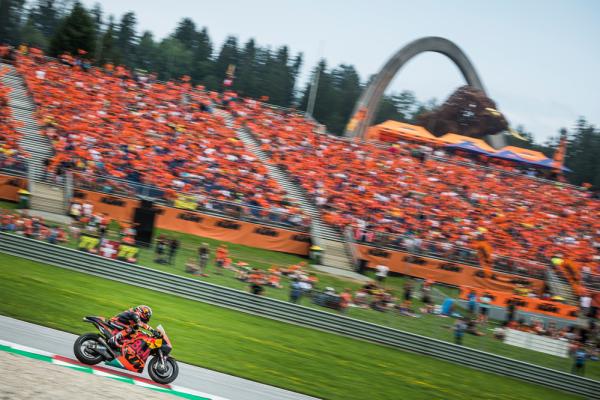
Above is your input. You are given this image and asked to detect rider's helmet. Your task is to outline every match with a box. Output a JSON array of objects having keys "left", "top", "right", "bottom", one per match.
[{"left": 135, "top": 305, "right": 152, "bottom": 323}]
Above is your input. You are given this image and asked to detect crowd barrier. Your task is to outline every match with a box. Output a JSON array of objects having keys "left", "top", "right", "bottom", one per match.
[
  {"left": 71, "top": 189, "right": 311, "bottom": 255},
  {"left": 72, "top": 189, "right": 139, "bottom": 222},
  {"left": 154, "top": 206, "right": 311, "bottom": 255},
  {"left": 357, "top": 244, "right": 545, "bottom": 293},
  {"left": 1, "top": 233, "right": 598, "bottom": 398},
  {"left": 459, "top": 287, "right": 579, "bottom": 320}
]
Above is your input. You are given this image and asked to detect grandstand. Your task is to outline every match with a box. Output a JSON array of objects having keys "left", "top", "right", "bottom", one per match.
[{"left": 0, "top": 46, "right": 599, "bottom": 382}]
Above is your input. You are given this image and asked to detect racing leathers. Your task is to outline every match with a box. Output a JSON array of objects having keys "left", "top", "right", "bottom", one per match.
[{"left": 107, "top": 307, "right": 154, "bottom": 348}]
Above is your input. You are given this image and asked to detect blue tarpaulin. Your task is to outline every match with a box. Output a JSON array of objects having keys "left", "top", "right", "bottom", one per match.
[
  {"left": 490, "top": 150, "right": 572, "bottom": 172},
  {"left": 445, "top": 141, "right": 493, "bottom": 155}
]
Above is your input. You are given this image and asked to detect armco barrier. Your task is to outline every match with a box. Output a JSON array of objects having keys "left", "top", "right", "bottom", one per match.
[{"left": 0, "top": 233, "right": 598, "bottom": 398}]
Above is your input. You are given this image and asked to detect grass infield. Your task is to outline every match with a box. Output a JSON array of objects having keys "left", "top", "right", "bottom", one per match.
[{"left": 0, "top": 252, "right": 581, "bottom": 400}]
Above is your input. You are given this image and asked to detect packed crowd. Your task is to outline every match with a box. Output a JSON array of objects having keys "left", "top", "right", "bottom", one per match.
[
  {"left": 0, "top": 78, "right": 27, "bottom": 172},
  {"left": 232, "top": 101, "right": 600, "bottom": 280},
  {"left": 0, "top": 208, "right": 69, "bottom": 243},
  {"left": 5, "top": 49, "right": 600, "bottom": 291},
  {"left": 14, "top": 51, "right": 308, "bottom": 229}
]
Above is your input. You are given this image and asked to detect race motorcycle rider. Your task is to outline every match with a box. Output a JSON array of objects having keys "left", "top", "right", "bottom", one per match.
[{"left": 107, "top": 305, "right": 158, "bottom": 349}]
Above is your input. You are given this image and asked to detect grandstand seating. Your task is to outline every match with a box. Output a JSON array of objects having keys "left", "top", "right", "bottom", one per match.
[
  {"left": 232, "top": 100, "right": 600, "bottom": 280},
  {"left": 0, "top": 75, "right": 26, "bottom": 172},
  {"left": 6, "top": 50, "right": 600, "bottom": 296},
  {"left": 14, "top": 53, "right": 308, "bottom": 229}
]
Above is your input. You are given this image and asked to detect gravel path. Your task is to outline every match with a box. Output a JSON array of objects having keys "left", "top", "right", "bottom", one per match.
[{"left": 0, "top": 352, "right": 174, "bottom": 400}]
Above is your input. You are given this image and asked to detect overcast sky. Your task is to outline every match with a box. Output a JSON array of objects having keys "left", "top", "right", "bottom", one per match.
[{"left": 81, "top": 0, "right": 600, "bottom": 142}]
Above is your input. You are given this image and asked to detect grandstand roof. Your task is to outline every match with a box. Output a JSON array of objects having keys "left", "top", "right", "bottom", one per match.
[{"left": 438, "top": 133, "right": 495, "bottom": 152}]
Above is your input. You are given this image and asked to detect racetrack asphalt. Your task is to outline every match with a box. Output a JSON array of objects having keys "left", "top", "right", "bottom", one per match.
[{"left": 0, "top": 315, "right": 320, "bottom": 400}]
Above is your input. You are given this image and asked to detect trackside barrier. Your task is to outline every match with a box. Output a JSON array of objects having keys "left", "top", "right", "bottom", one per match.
[{"left": 0, "top": 233, "right": 598, "bottom": 398}]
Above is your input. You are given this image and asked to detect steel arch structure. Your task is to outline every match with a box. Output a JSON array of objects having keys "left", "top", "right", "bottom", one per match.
[{"left": 344, "top": 36, "right": 494, "bottom": 142}]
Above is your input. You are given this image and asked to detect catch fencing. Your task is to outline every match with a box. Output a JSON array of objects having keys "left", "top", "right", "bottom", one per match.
[{"left": 0, "top": 232, "right": 598, "bottom": 398}]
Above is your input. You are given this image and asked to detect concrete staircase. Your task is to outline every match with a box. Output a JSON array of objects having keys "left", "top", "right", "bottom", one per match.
[
  {"left": 0, "top": 63, "right": 67, "bottom": 214},
  {"left": 545, "top": 265, "right": 578, "bottom": 306},
  {"left": 223, "top": 114, "right": 354, "bottom": 271}
]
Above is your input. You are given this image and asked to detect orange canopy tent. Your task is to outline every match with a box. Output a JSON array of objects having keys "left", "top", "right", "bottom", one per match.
[
  {"left": 366, "top": 120, "right": 438, "bottom": 144},
  {"left": 439, "top": 133, "right": 496, "bottom": 153},
  {"left": 498, "top": 146, "right": 547, "bottom": 162}
]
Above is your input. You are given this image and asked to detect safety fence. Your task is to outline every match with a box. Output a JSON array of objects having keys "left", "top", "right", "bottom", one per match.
[
  {"left": 0, "top": 232, "right": 597, "bottom": 398},
  {"left": 353, "top": 227, "right": 549, "bottom": 281}
]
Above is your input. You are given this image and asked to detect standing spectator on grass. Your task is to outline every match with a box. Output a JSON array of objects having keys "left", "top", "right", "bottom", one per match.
[
  {"left": 155, "top": 235, "right": 167, "bottom": 264},
  {"left": 506, "top": 298, "right": 517, "bottom": 323},
  {"left": 98, "top": 213, "right": 109, "bottom": 239},
  {"left": 468, "top": 290, "right": 478, "bottom": 315},
  {"left": 289, "top": 277, "right": 302, "bottom": 303},
  {"left": 421, "top": 279, "right": 434, "bottom": 313},
  {"left": 198, "top": 243, "right": 210, "bottom": 276},
  {"left": 478, "top": 293, "right": 492, "bottom": 324},
  {"left": 375, "top": 264, "right": 389, "bottom": 284},
  {"left": 82, "top": 201, "right": 93, "bottom": 219},
  {"left": 215, "top": 244, "right": 228, "bottom": 275},
  {"left": 168, "top": 238, "right": 179, "bottom": 265},
  {"left": 454, "top": 318, "right": 467, "bottom": 345},
  {"left": 403, "top": 280, "right": 414, "bottom": 309},
  {"left": 339, "top": 288, "right": 353, "bottom": 313},
  {"left": 69, "top": 202, "right": 82, "bottom": 221},
  {"left": 572, "top": 346, "right": 587, "bottom": 375},
  {"left": 580, "top": 293, "right": 592, "bottom": 317},
  {"left": 248, "top": 268, "right": 265, "bottom": 295}
]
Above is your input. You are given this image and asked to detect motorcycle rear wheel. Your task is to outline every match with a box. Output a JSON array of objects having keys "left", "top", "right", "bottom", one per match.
[
  {"left": 148, "top": 356, "right": 179, "bottom": 384},
  {"left": 74, "top": 333, "right": 104, "bottom": 365}
]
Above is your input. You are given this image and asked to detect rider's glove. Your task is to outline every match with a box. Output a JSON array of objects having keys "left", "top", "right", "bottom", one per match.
[{"left": 151, "top": 328, "right": 162, "bottom": 337}]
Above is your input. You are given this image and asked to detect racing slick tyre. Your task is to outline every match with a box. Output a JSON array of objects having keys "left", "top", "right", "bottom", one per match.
[
  {"left": 148, "top": 356, "right": 179, "bottom": 384},
  {"left": 74, "top": 333, "right": 104, "bottom": 365}
]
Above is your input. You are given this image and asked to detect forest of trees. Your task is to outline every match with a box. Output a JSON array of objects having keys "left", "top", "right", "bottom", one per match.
[{"left": 1, "top": 0, "right": 599, "bottom": 188}]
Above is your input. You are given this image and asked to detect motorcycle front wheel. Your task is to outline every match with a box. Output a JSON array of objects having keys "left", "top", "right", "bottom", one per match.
[
  {"left": 148, "top": 356, "right": 179, "bottom": 384},
  {"left": 73, "top": 333, "right": 104, "bottom": 365}
]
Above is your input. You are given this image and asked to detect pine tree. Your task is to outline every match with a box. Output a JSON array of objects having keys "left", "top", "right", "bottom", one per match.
[
  {"left": 173, "top": 18, "right": 197, "bottom": 49},
  {"left": 30, "top": 0, "right": 59, "bottom": 37},
  {"left": 191, "top": 27, "right": 213, "bottom": 82},
  {"left": 154, "top": 37, "right": 192, "bottom": 81},
  {"left": 566, "top": 119, "right": 600, "bottom": 187},
  {"left": 49, "top": 1, "right": 95, "bottom": 57},
  {"left": 268, "top": 46, "right": 290, "bottom": 106},
  {"left": 20, "top": 15, "right": 48, "bottom": 50},
  {"left": 0, "top": 0, "right": 26, "bottom": 45},
  {"left": 235, "top": 39, "right": 259, "bottom": 97},
  {"left": 98, "top": 18, "right": 119, "bottom": 65},
  {"left": 90, "top": 2, "right": 102, "bottom": 33},
  {"left": 135, "top": 31, "right": 156, "bottom": 71},
  {"left": 116, "top": 11, "right": 136, "bottom": 66}
]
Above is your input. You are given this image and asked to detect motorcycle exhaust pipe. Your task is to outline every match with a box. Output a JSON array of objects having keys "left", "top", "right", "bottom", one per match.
[{"left": 95, "top": 338, "right": 116, "bottom": 361}]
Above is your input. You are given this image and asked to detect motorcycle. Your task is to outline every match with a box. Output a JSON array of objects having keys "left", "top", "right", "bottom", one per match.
[{"left": 73, "top": 316, "right": 179, "bottom": 384}]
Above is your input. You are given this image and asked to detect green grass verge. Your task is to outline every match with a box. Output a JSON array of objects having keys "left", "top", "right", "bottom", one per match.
[
  {"left": 0, "top": 253, "right": 582, "bottom": 400},
  {"left": 59, "top": 229, "right": 597, "bottom": 378},
  {"left": 1, "top": 201, "right": 593, "bottom": 378}
]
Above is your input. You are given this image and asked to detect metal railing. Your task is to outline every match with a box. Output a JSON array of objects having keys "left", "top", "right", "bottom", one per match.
[
  {"left": 70, "top": 171, "right": 310, "bottom": 232},
  {"left": 343, "top": 226, "right": 359, "bottom": 269},
  {"left": 0, "top": 232, "right": 597, "bottom": 398},
  {"left": 353, "top": 228, "right": 549, "bottom": 280},
  {"left": 0, "top": 166, "right": 310, "bottom": 233}
]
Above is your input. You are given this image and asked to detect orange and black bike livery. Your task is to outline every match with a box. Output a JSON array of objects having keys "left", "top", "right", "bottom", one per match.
[{"left": 73, "top": 316, "right": 179, "bottom": 384}]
